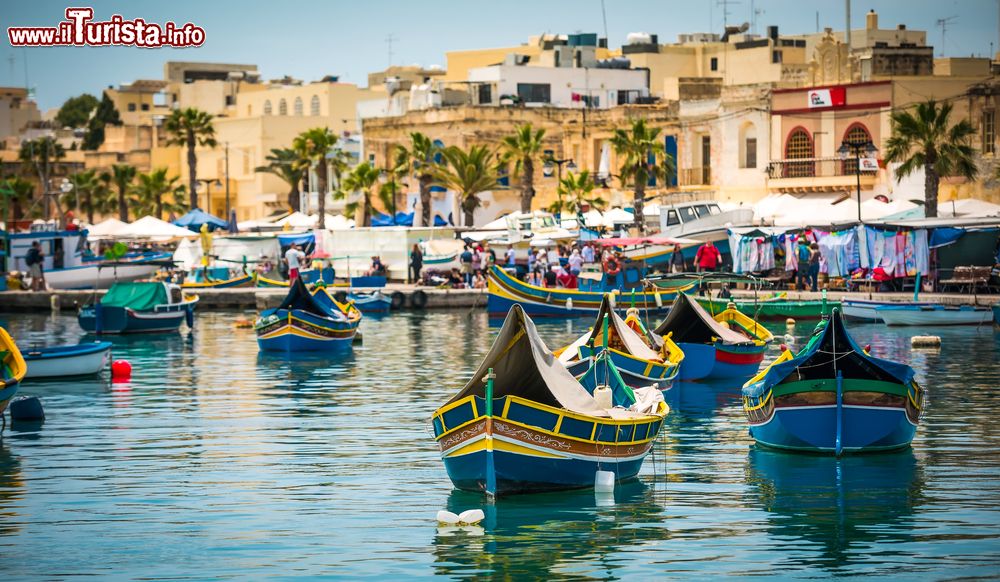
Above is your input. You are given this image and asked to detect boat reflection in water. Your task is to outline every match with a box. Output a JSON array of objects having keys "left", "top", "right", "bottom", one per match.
[
  {"left": 0, "top": 445, "right": 23, "bottom": 536},
  {"left": 746, "top": 447, "right": 924, "bottom": 569},
  {"left": 432, "top": 480, "right": 668, "bottom": 579}
]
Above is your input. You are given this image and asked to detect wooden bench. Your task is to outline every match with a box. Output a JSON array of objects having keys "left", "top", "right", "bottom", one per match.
[{"left": 939, "top": 266, "right": 992, "bottom": 293}]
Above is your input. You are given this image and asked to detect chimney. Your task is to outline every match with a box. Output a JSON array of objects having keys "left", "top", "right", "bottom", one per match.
[
  {"left": 866, "top": 9, "right": 878, "bottom": 31},
  {"left": 897, "top": 24, "right": 906, "bottom": 30}
]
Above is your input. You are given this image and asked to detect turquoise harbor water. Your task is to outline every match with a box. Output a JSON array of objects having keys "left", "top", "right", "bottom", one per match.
[{"left": 0, "top": 310, "right": 999, "bottom": 579}]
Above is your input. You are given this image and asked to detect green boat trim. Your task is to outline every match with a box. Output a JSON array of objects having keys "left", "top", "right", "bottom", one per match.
[{"left": 773, "top": 378, "right": 909, "bottom": 398}]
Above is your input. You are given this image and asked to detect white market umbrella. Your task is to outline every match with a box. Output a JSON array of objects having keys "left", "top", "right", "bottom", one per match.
[
  {"left": 118, "top": 215, "right": 200, "bottom": 241},
  {"left": 88, "top": 217, "right": 129, "bottom": 238}
]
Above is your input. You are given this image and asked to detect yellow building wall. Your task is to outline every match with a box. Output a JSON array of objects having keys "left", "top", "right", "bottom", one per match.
[{"left": 444, "top": 46, "right": 543, "bottom": 82}]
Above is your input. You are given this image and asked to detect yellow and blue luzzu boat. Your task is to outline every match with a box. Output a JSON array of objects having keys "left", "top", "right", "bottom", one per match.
[
  {"left": 181, "top": 270, "right": 255, "bottom": 289},
  {"left": 0, "top": 327, "right": 27, "bottom": 432},
  {"left": 558, "top": 296, "right": 683, "bottom": 392},
  {"left": 487, "top": 265, "right": 689, "bottom": 317},
  {"left": 432, "top": 304, "right": 669, "bottom": 496},
  {"left": 255, "top": 278, "right": 362, "bottom": 352},
  {"left": 653, "top": 294, "right": 773, "bottom": 381},
  {"left": 742, "top": 308, "right": 921, "bottom": 455}
]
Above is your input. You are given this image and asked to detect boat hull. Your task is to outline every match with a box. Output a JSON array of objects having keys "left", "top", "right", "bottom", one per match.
[
  {"left": 255, "top": 309, "right": 359, "bottom": 352},
  {"left": 487, "top": 265, "right": 677, "bottom": 317},
  {"left": 348, "top": 292, "right": 392, "bottom": 313},
  {"left": 677, "top": 343, "right": 716, "bottom": 380},
  {"left": 568, "top": 348, "right": 678, "bottom": 392},
  {"left": 45, "top": 262, "right": 162, "bottom": 290},
  {"left": 79, "top": 304, "right": 193, "bottom": 334},
  {"left": 434, "top": 396, "right": 665, "bottom": 495},
  {"left": 181, "top": 273, "right": 254, "bottom": 289},
  {"left": 750, "top": 404, "right": 917, "bottom": 453},
  {"left": 994, "top": 304, "right": 1000, "bottom": 325},
  {"left": 697, "top": 296, "right": 836, "bottom": 320},
  {"left": 23, "top": 342, "right": 112, "bottom": 378},
  {"left": 712, "top": 343, "right": 767, "bottom": 379},
  {"left": 877, "top": 306, "right": 993, "bottom": 326}
]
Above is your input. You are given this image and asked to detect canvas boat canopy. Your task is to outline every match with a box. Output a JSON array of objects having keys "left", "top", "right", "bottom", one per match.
[
  {"left": 744, "top": 309, "right": 914, "bottom": 398},
  {"left": 100, "top": 282, "right": 168, "bottom": 311},
  {"left": 654, "top": 293, "right": 754, "bottom": 345},
  {"left": 559, "top": 295, "right": 661, "bottom": 364},
  {"left": 448, "top": 304, "right": 658, "bottom": 417}
]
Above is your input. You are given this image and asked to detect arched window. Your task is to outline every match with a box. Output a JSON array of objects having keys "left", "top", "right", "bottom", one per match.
[
  {"left": 278, "top": 98, "right": 287, "bottom": 115},
  {"left": 263, "top": 100, "right": 272, "bottom": 115},
  {"left": 294, "top": 97, "right": 303, "bottom": 116},
  {"left": 784, "top": 128, "right": 814, "bottom": 178},
  {"left": 310, "top": 95, "right": 320, "bottom": 116},
  {"left": 842, "top": 124, "right": 874, "bottom": 175},
  {"left": 739, "top": 122, "right": 758, "bottom": 169}
]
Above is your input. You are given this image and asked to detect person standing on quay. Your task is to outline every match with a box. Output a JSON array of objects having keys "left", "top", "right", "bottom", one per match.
[
  {"left": 26, "top": 241, "right": 45, "bottom": 291},
  {"left": 460, "top": 245, "right": 474, "bottom": 287},
  {"left": 670, "top": 244, "right": 685, "bottom": 273},
  {"left": 808, "top": 242, "right": 821, "bottom": 292},
  {"left": 284, "top": 243, "right": 306, "bottom": 282},
  {"left": 695, "top": 241, "right": 721, "bottom": 273},
  {"left": 795, "top": 238, "right": 811, "bottom": 291},
  {"left": 409, "top": 243, "right": 423, "bottom": 285}
]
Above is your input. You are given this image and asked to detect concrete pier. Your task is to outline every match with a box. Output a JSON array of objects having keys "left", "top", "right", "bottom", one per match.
[{"left": 0, "top": 285, "right": 488, "bottom": 312}]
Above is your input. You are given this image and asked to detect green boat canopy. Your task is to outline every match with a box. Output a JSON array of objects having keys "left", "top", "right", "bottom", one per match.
[{"left": 100, "top": 282, "right": 168, "bottom": 311}]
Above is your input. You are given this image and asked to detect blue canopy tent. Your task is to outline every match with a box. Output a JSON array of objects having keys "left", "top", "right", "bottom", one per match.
[
  {"left": 174, "top": 208, "right": 229, "bottom": 232},
  {"left": 372, "top": 212, "right": 450, "bottom": 227}
]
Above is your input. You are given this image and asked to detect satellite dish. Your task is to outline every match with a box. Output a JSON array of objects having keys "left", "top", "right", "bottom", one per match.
[{"left": 738, "top": 22, "right": 750, "bottom": 33}]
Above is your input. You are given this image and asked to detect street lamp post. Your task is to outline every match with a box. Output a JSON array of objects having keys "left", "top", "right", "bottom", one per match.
[
  {"left": 196, "top": 178, "right": 222, "bottom": 215},
  {"left": 837, "top": 139, "right": 878, "bottom": 223},
  {"left": 543, "top": 156, "right": 576, "bottom": 220}
]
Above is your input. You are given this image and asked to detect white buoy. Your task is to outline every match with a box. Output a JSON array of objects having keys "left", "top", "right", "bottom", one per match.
[
  {"left": 911, "top": 335, "right": 942, "bottom": 348},
  {"left": 654, "top": 291, "right": 663, "bottom": 308},
  {"left": 436, "top": 509, "right": 485, "bottom": 525},
  {"left": 436, "top": 510, "right": 460, "bottom": 525},
  {"left": 566, "top": 297, "right": 573, "bottom": 311},
  {"left": 595, "top": 470, "right": 616, "bottom": 493},
  {"left": 594, "top": 385, "right": 613, "bottom": 409}
]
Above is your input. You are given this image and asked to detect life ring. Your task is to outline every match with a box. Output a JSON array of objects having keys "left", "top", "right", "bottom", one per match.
[
  {"left": 334, "top": 290, "right": 348, "bottom": 303},
  {"left": 603, "top": 257, "right": 621, "bottom": 276},
  {"left": 410, "top": 290, "right": 428, "bottom": 309},
  {"left": 390, "top": 291, "right": 406, "bottom": 310}
]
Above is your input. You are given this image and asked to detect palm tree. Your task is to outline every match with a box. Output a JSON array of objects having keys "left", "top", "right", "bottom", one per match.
[
  {"left": 610, "top": 118, "right": 675, "bottom": 233},
  {"left": 293, "top": 127, "right": 339, "bottom": 229},
  {"left": 884, "top": 100, "right": 978, "bottom": 218},
  {"left": 63, "top": 169, "right": 110, "bottom": 224},
  {"left": 548, "top": 170, "right": 607, "bottom": 216},
  {"left": 0, "top": 176, "right": 35, "bottom": 223},
  {"left": 341, "top": 162, "right": 382, "bottom": 227},
  {"left": 500, "top": 124, "right": 546, "bottom": 214},
  {"left": 19, "top": 137, "right": 66, "bottom": 221},
  {"left": 256, "top": 148, "right": 305, "bottom": 212},
  {"left": 100, "top": 164, "right": 137, "bottom": 221},
  {"left": 432, "top": 145, "right": 498, "bottom": 227},
  {"left": 394, "top": 133, "right": 441, "bottom": 226},
  {"left": 163, "top": 107, "right": 217, "bottom": 210},
  {"left": 131, "top": 168, "right": 187, "bottom": 219}
]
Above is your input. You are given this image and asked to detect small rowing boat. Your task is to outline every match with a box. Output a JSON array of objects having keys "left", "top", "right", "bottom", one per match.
[
  {"left": 432, "top": 304, "right": 668, "bottom": 496},
  {"left": 875, "top": 303, "right": 993, "bottom": 326},
  {"left": 255, "top": 278, "right": 362, "bottom": 352},
  {"left": 347, "top": 290, "right": 392, "bottom": 313},
  {"left": 0, "top": 328, "right": 27, "bottom": 430},
  {"left": 181, "top": 271, "right": 255, "bottom": 289},
  {"left": 742, "top": 308, "right": 921, "bottom": 454},
  {"left": 79, "top": 282, "right": 198, "bottom": 334},
  {"left": 23, "top": 341, "right": 112, "bottom": 378},
  {"left": 653, "top": 294, "right": 773, "bottom": 380},
  {"left": 557, "top": 296, "right": 683, "bottom": 392}
]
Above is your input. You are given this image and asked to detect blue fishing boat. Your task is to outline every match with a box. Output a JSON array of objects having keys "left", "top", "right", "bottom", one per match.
[
  {"left": 487, "top": 265, "right": 687, "bottom": 317},
  {"left": 347, "top": 290, "right": 392, "bottom": 313},
  {"left": 742, "top": 308, "right": 922, "bottom": 454},
  {"left": 876, "top": 303, "right": 993, "bottom": 326},
  {"left": 431, "top": 304, "right": 669, "bottom": 496},
  {"left": 79, "top": 282, "right": 198, "bottom": 334},
  {"left": 558, "top": 297, "right": 683, "bottom": 392},
  {"left": 255, "top": 278, "right": 362, "bottom": 352},
  {"left": 23, "top": 341, "right": 112, "bottom": 378},
  {"left": 0, "top": 327, "right": 27, "bottom": 431},
  {"left": 653, "top": 294, "right": 772, "bottom": 380}
]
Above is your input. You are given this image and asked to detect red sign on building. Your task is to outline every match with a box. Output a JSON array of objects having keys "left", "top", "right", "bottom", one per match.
[{"left": 807, "top": 86, "right": 847, "bottom": 109}]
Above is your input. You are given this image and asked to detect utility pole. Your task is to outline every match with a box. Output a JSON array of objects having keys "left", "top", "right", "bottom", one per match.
[
  {"left": 845, "top": 0, "right": 851, "bottom": 50},
  {"left": 385, "top": 34, "right": 397, "bottom": 68}
]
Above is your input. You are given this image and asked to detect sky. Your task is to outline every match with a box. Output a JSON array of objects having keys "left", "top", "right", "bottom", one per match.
[{"left": 3, "top": 0, "right": 999, "bottom": 111}]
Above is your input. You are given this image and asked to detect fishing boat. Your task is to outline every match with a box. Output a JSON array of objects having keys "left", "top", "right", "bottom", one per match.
[
  {"left": 22, "top": 341, "right": 112, "bottom": 378},
  {"left": 841, "top": 298, "right": 932, "bottom": 322},
  {"left": 557, "top": 297, "right": 683, "bottom": 392},
  {"left": 487, "top": 265, "right": 686, "bottom": 317},
  {"left": 0, "top": 327, "right": 27, "bottom": 430},
  {"left": 255, "top": 278, "right": 362, "bottom": 352},
  {"left": 876, "top": 304, "right": 993, "bottom": 326},
  {"left": 653, "top": 294, "right": 773, "bottom": 380},
  {"left": 431, "top": 304, "right": 668, "bottom": 496},
  {"left": 347, "top": 290, "right": 392, "bottom": 313},
  {"left": 181, "top": 271, "right": 255, "bottom": 289},
  {"left": 742, "top": 308, "right": 921, "bottom": 454},
  {"left": 9, "top": 230, "right": 170, "bottom": 290},
  {"left": 78, "top": 282, "right": 198, "bottom": 334},
  {"left": 696, "top": 293, "right": 838, "bottom": 321}
]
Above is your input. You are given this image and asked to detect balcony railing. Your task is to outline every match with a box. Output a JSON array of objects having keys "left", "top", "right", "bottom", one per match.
[
  {"left": 767, "top": 157, "right": 879, "bottom": 180},
  {"left": 680, "top": 166, "right": 711, "bottom": 186}
]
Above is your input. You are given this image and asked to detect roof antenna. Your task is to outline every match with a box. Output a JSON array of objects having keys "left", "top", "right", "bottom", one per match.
[{"left": 600, "top": 0, "right": 609, "bottom": 43}]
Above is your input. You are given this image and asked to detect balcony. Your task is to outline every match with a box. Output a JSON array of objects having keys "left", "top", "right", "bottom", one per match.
[
  {"left": 766, "top": 157, "right": 879, "bottom": 193},
  {"left": 680, "top": 166, "right": 712, "bottom": 186}
]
